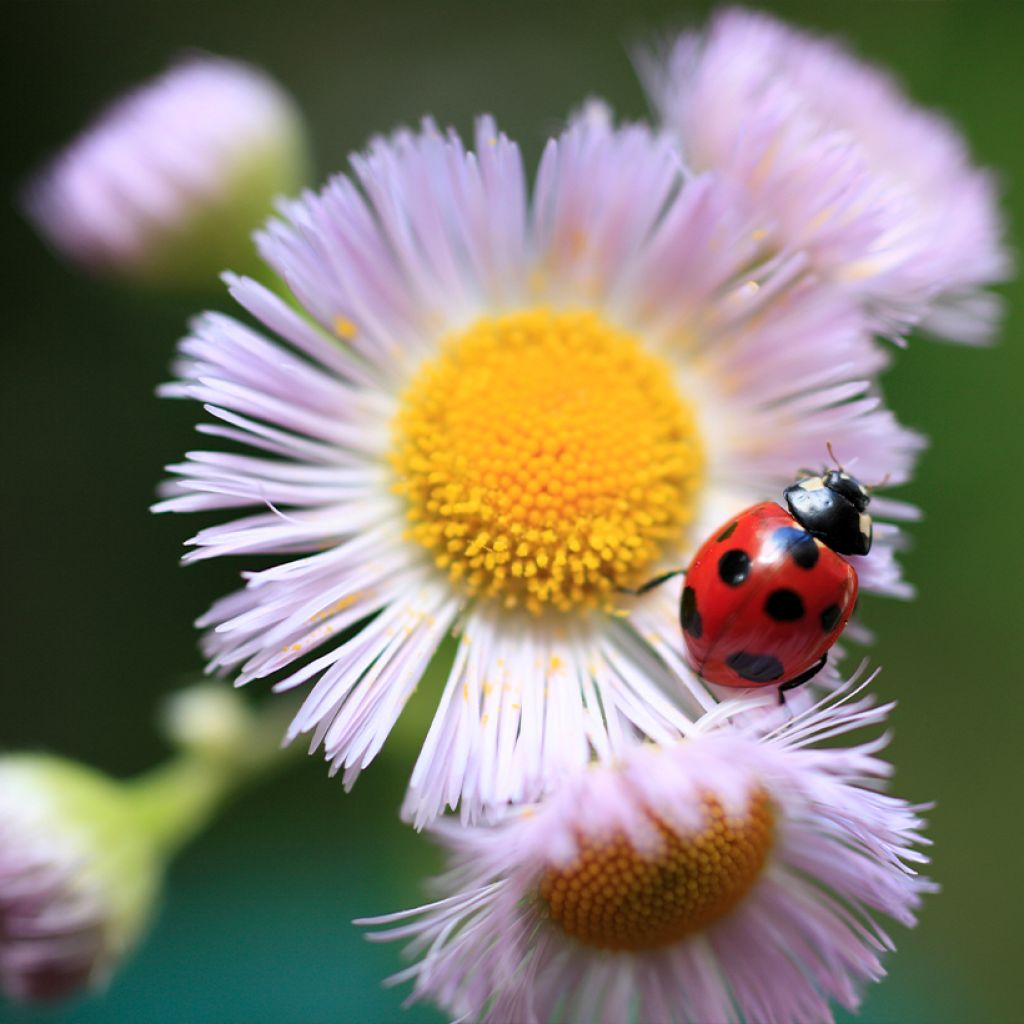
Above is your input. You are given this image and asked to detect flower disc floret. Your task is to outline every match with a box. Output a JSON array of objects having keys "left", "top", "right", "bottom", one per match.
[
  {"left": 540, "top": 790, "right": 773, "bottom": 950},
  {"left": 391, "top": 308, "right": 703, "bottom": 612}
]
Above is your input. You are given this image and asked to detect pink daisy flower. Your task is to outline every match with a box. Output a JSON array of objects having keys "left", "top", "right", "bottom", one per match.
[
  {"left": 23, "top": 55, "right": 308, "bottom": 289},
  {"left": 359, "top": 676, "right": 932, "bottom": 1024},
  {"left": 158, "top": 110, "right": 921, "bottom": 826},
  {"left": 644, "top": 7, "right": 1010, "bottom": 341}
]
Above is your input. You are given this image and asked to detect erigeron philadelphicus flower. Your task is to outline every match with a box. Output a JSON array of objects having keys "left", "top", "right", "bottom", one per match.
[
  {"left": 158, "top": 109, "right": 922, "bottom": 827},
  {"left": 644, "top": 7, "right": 1010, "bottom": 341},
  {"left": 359, "top": 679, "right": 933, "bottom": 1024},
  {"left": 0, "top": 687, "right": 281, "bottom": 1004},
  {"left": 23, "top": 55, "right": 309, "bottom": 290}
]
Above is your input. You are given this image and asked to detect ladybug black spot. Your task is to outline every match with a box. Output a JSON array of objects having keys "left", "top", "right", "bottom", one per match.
[
  {"left": 718, "top": 549, "right": 751, "bottom": 587},
  {"left": 790, "top": 535, "right": 819, "bottom": 570},
  {"left": 764, "top": 588, "right": 805, "bottom": 622},
  {"left": 681, "top": 586, "right": 702, "bottom": 639},
  {"left": 772, "top": 526, "right": 819, "bottom": 569},
  {"left": 716, "top": 521, "right": 738, "bottom": 542},
  {"left": 820, "top": 603, "right": 842, "bottom": 633},
  {"left": 725, "top": 651, "right": 785, "bottom": 683}
]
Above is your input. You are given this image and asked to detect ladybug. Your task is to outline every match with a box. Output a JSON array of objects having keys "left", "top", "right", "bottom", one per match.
[{"left": 629, "top": 467, "right": 873, "bottom": 696}]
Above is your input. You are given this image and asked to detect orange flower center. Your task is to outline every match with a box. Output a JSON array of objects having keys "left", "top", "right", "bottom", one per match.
[
  {"left": 539, "top": 791, "right": 774, "bottom": 951},
  {"left": 390, "top": 308, "right": 703, "bottom": 613}
]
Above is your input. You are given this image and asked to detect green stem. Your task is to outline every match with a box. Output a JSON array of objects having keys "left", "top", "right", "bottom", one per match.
[
  {"left": 126, "top": 753, "right": 237, "bottom": 857},
  {"left": 126, "top": 697, "right": 297, "bottom": 858}
]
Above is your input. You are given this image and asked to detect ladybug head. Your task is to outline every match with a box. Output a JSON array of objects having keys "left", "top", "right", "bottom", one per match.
[{"left": 783, "top": 470, "right": 873, "bottom": 556}]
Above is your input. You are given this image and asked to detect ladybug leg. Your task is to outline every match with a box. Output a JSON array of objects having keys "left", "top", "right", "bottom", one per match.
[
  {"left": 617, "top": 568, "right": 687, "bottom": 596},
  {"left": 776, "top": 655, "right": 828, "bottom": 705}
]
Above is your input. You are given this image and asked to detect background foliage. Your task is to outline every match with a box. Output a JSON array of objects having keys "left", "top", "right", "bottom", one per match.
[{"left": 2, "top": 2, "right": 1021, "bottom": 1021}]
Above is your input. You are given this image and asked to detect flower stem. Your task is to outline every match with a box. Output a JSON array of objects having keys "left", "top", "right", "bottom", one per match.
[{"left": 125, "top": 696, "right": 296, "bottom": 858}]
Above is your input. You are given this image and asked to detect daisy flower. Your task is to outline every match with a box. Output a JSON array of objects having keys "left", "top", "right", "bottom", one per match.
[
  {"left": 358, "top": 678, "right": 933, "bottom": 1024},
  {"left": 23, "top": 55, "right": 309, "bottom": 290},
  {"left": 644, "top": 7, "right": 1010, "bottom": 341},
  {"left": 158, "top": 110, "right": 922, "bottom": 826}
]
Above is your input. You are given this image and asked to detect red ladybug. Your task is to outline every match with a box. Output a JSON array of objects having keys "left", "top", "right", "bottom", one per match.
[{"left": 631, "top": 468, "right": 873, "bottom": 696}]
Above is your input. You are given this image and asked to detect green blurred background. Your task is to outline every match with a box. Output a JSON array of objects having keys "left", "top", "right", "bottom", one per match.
[{"left": 2, "top": 2, "right": 1021, "bottom": 1021}]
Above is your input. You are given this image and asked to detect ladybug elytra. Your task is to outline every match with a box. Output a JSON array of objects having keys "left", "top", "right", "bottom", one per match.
[{"left": 630, "top": 468, "right": 873, "bottom": 696}]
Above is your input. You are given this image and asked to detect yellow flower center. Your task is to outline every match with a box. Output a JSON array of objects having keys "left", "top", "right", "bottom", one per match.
[
  {"left": 539, "top": 791, "right": 774, "bottom": 951},
  {"left": 390, "top": 308, "right": 703, "bottom": 612}
]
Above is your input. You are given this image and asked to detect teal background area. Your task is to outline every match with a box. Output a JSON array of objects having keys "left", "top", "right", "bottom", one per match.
[{"left": 2, "top": 2, "right": 1021, "bottom": 1022}]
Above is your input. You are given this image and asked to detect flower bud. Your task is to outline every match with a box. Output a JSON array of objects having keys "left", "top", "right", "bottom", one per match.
[
  {"left": 23, "top": 55, "right": 310, "bottom": 290},
  {"left": 0, "top": 685, "right": 288, "bottom": 1004},
  {"left": 0, "top": 755, "right": 162, "bottom": 1002}
]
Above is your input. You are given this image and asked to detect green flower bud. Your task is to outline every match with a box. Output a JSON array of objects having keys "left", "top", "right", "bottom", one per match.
[
  {"left": 0, "top": 755, "right": 161, "bottom": 1002},
  {"left": 1, "top": 685, "right": 288, "bottom": 1004}
]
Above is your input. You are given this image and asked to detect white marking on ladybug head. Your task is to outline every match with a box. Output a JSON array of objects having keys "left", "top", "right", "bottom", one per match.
[
  {"left": 798, "top": 477, "right": 826, "bottom": 492},
  {"left": 844, "top": 474, "right": 869, "bottom": 497},
  {"left": 859, "top": 512, "right": 872, "bottom": 538}
]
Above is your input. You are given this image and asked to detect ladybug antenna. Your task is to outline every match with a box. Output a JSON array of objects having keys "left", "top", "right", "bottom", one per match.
[
  {"left": 827, "top": 440, "right": 889, "bottom": 491},
  {"left": 616, "top": 567, "right": 687, "bottom": 597},
  {"left": 825, "top": 441, "right": 846, "bottom": 473}
]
